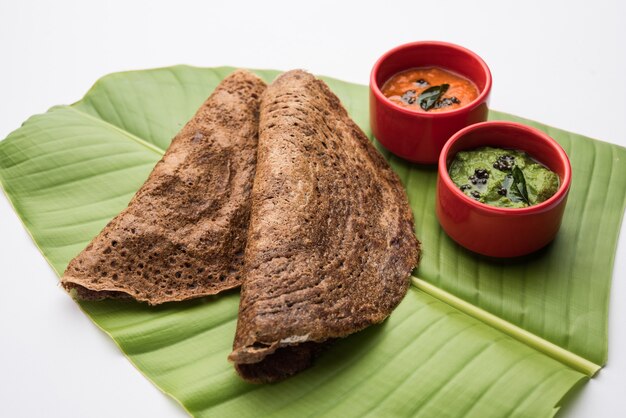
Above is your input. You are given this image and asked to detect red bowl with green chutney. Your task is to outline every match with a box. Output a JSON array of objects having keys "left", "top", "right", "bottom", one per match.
[
  {"left": 370, "top": 41, "right": 492, "bottom": 164},
  {"left": 436, "top": 121, "right": 572, "bottom": 258}
]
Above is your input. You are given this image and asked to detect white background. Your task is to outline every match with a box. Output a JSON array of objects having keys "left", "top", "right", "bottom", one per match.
[{"left": 0, "top": 0, "right": 624, "bottom": 416}]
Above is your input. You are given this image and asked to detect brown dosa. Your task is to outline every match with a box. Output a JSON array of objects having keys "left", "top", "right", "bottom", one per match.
[
  {"left": 61, "top": 70, "right": 266, "bottom": 305},
  {"left": 229, "top": 70, "right": 420, "bottom": 382}
]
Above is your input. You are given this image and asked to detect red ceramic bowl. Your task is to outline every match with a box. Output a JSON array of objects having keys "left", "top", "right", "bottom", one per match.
[
  {"left": 370, "top": 41, "right": 492, "bottom": 164},
  {"left": 436, "top": 121, "right": 572, "bottom": 258}
]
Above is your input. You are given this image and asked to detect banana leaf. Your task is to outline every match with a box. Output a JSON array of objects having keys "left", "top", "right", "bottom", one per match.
[{"left": 1, "top": 66, "right": 624, "bottom": 417}]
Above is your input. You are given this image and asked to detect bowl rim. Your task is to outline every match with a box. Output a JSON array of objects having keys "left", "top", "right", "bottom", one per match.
[
  {"left": 370, "top": 40, "right": 493, "bottom": 118},
  {"left": 438, "top": 120, "right": 572, "bottom": 215}
]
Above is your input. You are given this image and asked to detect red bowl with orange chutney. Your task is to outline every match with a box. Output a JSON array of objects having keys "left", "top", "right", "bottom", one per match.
[{"left": 370, "top": 41, "right": 492, "bottom": 164}]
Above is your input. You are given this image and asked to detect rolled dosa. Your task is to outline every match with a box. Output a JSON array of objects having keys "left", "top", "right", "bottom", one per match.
[
  {"left": 61, "top": 70, "right": 266, "bottom": 305},
  {"left": 229, "top": 70, "right": 420, "bottom": 382}
]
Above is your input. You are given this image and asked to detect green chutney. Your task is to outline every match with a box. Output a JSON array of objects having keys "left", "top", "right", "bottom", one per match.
[{"left": 448, "top": 147, "right": 560, "bottom": 208}]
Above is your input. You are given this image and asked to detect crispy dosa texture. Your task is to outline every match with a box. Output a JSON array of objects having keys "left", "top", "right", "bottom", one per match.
[
  {"left": 229, "top": 70, "right": 420, "bottom": 382},
  {"left": 61, "top": 70, "right": 266, "bottom": 305}
]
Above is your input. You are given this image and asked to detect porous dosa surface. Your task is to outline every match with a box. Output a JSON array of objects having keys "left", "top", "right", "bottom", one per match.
[
  {"left": 229, "top": 70, "right": 420, "bottom": 382},
  {"left": 61, "top": 70, "right": 266, "bottom": 305}
]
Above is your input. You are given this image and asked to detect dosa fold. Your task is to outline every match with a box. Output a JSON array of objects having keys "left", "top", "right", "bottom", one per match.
[
  {"left": 230, "top": 70, "right": 420, "bottom": 382},
  {"left": 61, "top": 70, "right": 266, "bottom": 305}
]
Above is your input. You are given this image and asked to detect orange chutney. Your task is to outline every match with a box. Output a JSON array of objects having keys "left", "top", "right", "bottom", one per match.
[{"left": 381, "top": 67, "right": 479, "bottom": 113}]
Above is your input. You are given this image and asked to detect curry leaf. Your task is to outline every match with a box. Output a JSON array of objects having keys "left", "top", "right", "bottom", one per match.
[
  {"left": 419, "top": 83, "right": 449, "bottom": 110},
  {"left": 511, "top": 166, "right": 530, "bottom": 205}
]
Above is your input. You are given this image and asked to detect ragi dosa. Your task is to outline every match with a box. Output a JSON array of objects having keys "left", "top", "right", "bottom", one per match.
[
  {"left": 229, "top": 70, "right": 420, "bottom": 382},
  {"left": 61, "top": 70, "right": 266, "bottom": 305}
]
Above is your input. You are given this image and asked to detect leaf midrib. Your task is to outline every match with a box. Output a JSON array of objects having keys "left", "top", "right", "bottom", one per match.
[{"left": 66, "top": 105, "right": 166, "bottom": 155}]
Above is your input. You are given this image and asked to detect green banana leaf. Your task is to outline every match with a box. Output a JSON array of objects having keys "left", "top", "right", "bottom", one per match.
[{"left": 1, "top": 65, "right": 624, "bottom": 417}]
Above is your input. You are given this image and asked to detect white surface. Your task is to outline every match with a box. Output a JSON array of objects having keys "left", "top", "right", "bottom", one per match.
[{"left": 0, "top": 0, "right": 624, "bottom": 416}]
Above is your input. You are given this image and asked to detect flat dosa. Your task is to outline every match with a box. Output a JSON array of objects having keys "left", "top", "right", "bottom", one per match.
[
  {"left": 61, "top": 70, "right": 266, "bottom": 305},
  {"left": 229, "top": 70, "right": 420, "bottom": 382}
]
